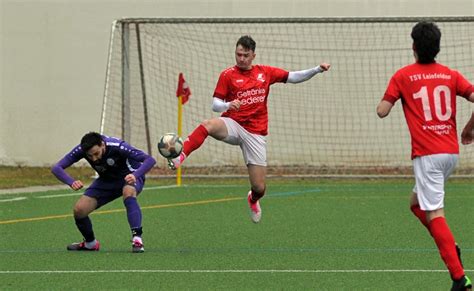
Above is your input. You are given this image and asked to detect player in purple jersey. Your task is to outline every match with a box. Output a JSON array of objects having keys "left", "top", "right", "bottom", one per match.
[{"left": 51, "top": 132, "right": 156, "bottom": 253}]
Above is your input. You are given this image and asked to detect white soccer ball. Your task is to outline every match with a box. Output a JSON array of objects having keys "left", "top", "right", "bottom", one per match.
[{"left": 157, "top": 133, "right": 183, "bottom": 159}]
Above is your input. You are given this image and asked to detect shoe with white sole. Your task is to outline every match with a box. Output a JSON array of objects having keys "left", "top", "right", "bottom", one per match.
[
  {"left": 247, "top": 191, "right": 262, "bottom": 223},
  {"left": 67, "top": 240, "right": 100, "bottom": 251},
  {"left": 131, "top": 237, "right": 144, "bottom": 253}
]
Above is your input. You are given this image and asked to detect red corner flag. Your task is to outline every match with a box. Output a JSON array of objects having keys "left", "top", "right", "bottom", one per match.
[{"left": 176, "top": 73, "right": 191, "bottom": 105}]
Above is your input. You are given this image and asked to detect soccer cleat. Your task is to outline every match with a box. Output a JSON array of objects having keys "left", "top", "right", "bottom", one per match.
[
  {"left": 167, "top": 154, "right": 183, "bottom": 170},
  {"left": 247, "top": 191, "right": 262, "bottom": 223},
  {"left": 132, "top": 237, "right": 144, "bottom": 253},
  {"left": 67, "top": 240, "right": 100, "bottom": 251},
  {"left": 451, "top": 275, "right": 472, "bottom": 291}
]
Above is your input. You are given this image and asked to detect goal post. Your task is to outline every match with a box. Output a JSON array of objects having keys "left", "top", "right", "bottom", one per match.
[{"left": 100, "top": 17, "right": 474, "bottom": 176}]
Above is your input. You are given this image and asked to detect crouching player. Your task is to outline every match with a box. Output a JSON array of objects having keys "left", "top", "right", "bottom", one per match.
[{"left": 52, "top": 132, "right": 156, "bottom": 253}]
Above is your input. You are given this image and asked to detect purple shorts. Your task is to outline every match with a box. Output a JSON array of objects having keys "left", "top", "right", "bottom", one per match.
[{"left": 84, "top": 177, "right": 145, "bottom": 209}]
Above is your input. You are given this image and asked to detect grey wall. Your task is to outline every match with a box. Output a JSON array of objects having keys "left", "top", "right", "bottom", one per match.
[{"left": 1, "top": 0, "right": 473, "bottom": 165}]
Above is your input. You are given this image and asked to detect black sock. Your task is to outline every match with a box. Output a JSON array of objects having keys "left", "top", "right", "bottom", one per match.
[
  {"left": 250, "top": 188, "right": 266, "bottom": 203},
  {"left": 74, "top": 216, "right": 95, "bottom": 242},
  {"left": 131, "top": 227, "right": 143, "bottom": 237}
]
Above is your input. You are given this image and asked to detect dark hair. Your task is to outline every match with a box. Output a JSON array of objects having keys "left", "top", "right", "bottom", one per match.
[
  {"left": 236, "top": 35, "right": 256, "bottom": 52},
  {"left": 80, "top": 132, "right": 103, "bottom": 152},
  {"left": 411, "top": 21, "right": 441, "bottom": 64}
]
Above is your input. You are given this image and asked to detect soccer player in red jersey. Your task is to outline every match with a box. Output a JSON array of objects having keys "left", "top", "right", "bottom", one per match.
[
  {"left": 377, "top": 22, "right": 474, "bottom": 290},
  {"left": 168, "top": 35, "right": 330, "bottom": 223}
]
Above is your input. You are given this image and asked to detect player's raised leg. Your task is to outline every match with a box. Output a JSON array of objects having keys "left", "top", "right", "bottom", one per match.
[
  {"left": 168, "top": 118, "right": 228, "bottom": 169},
  {"left": 247, "top": 164, "right": 266, "bottom": 223},
  {"left": 67, "top": 195, "right": 100, "bottom": 251}
]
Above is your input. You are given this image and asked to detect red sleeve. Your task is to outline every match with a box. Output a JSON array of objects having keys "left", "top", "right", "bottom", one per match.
[
  {"left": 265, "top": 66, "right": 289, "bottom": 84},
  {"left": 213, "top": 70, "right": 230, "bottom": 100},
  {"left": 382, "top": 73, "right": 402, "bottom": 104},
  {"left": 453, "top": 70, "right": 474, "bottom": 99}
]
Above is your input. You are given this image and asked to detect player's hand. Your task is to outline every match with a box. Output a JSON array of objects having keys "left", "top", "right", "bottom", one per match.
[
  {"left": 70, "top": 180, "right": 84, "bottom": 191},
  {"left": 461, "top": 127, "right": 473, "bottom": 145},
  {"left": 228, "top": 100, "right": 241, "bottom": 111},
  {"left": 125, "top": 174, "right": 137, "bottom": 185},
  {"left": 319, "top": 63, "right": 331, "bottom": 71}
]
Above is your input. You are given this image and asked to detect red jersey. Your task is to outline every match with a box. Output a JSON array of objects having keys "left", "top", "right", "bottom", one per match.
[
  {"left": 383, "top": 62, "right": 473, "bottom": 159},
  {"left": 213, "top": 65, "right": 289, "bottom": 135}
]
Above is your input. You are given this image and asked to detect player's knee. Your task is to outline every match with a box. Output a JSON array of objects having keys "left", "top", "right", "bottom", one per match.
[
  {"left": 73, "top": 204, "right": 88, "bottom": 218},
  {"left": 201, "top": 119, "right": 223, "bottom": 134},
  {"left": 200, "top": 119, "right": 214, "bottom": 131},
  {"left": 122, "top": 187, "right": 137, "bottom": 200}
]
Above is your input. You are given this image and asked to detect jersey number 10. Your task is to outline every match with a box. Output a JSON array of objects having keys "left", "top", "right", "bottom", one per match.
[{"left": 413, "top": 85, "right": 452, "bottom": 122}]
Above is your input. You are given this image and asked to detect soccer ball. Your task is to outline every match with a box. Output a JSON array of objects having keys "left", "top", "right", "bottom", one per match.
[{"left": 157, "top": 133, "right": 183, "bottom": 159}]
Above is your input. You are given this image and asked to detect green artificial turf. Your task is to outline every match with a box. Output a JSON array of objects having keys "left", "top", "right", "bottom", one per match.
[{"left": 1, "top": 179, "right": 473, "bottom": 290}]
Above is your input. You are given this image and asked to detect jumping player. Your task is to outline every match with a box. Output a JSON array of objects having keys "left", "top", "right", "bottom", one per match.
[{"left": 167, "top": 35, "right": 330, "bottom": 223}]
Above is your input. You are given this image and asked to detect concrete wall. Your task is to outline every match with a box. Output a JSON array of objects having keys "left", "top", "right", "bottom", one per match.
[{"left": 1, "top": 0, "right": 473, "bottom": 165}]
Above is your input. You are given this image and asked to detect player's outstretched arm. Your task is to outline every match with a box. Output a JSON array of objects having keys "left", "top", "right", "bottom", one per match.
[
  {"left": 461, "top": 112, "right": 474, "bottom": 145},
  {"left": 287, "top": 63, "right": 331, "bottom": 84}
]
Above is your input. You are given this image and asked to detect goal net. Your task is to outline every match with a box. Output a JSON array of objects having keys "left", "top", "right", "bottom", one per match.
[{"left": 101, "top": 17, "right": 474, "bottom": 176}]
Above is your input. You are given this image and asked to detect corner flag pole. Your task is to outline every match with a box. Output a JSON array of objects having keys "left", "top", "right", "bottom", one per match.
[
  {"left": 177, "top": 95, "right": 183, "bottom": 186},
  {"left": 176, "top": 72, "right": 190, "bottom": 187}
]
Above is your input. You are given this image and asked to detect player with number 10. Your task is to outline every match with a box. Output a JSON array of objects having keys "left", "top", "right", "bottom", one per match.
[{"left": 377, "top": 22, "right": 474, "bottom": 290}]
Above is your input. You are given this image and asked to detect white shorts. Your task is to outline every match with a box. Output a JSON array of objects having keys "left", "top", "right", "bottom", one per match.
[
  {"left": 412, "top": 153, "right": 458, "bottom": 211},
  {"left": 220, "top": 117, "right": 267, "bottom": 166}
]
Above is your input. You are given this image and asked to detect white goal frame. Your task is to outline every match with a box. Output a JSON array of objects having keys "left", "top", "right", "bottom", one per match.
[{"left": 100, "top": 17, "right": 474, "bottom": 177}]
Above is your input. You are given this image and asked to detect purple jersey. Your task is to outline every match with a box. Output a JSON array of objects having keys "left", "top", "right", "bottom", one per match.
[{"left": 52, "top": 135, "right": 156, "bottom": 185}]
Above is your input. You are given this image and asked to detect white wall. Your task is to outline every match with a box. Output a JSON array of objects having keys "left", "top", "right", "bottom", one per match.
[{"left": 1, "top": 0, "right": 473, "bottom": 165}]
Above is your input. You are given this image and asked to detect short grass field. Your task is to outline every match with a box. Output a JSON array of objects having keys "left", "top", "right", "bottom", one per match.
[{"left": 1, "top": 177, "right": 473, "bottom": 290}]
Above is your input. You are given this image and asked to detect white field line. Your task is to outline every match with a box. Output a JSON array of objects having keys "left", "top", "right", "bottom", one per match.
[
  {"left": 0, "top": 197, "right": 27, "bottom": 203},
  {"left": 0, "top": 185, "right": 70, "bottom": 195},
  {"left": 0, "top": 269, "right": 474, "bottom": 274},
  {"left": 2, "top": 269, "right": 472, "bottom": 274},
  {"left": 1, "top": 184, "right": 246, "bottom": 201}
]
